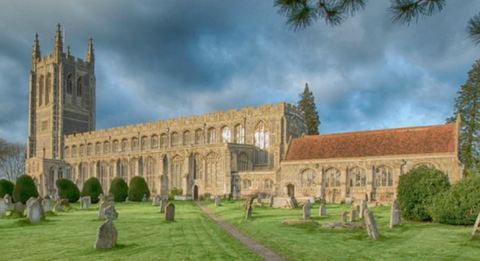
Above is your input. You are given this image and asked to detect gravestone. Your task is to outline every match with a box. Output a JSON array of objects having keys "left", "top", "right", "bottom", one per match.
[
  {"left": 341, "top": 211, "right": 349, "bottom": 223},
  {"left": 350, "top": 209, "right": 357, "bottom": 222},
  {"left": 269, "top": 196, "right": 274, "bottom": 208},
  {"left": 13, "top": 202, "right": 25, "bottom": 215},
  {"left": 319, "top": 203, "right": 327, "bottom": 216},
  {"left": 356, "top": 205, "right": 361, "bottom": 218},
  {"left": 3, "top": 194, "right": 12, "bottom": 206},
  {"left": 288, "top": 197, "right": 298, "bottom": 208},
  {"left": 245, "top": 197, "right": 255, "bottom": 219},
  {"left": 471, "top": 211, "right": 480, "bottom": 239},
  {"left": 142, "top": 194, "right": 147, "bottom": 202},
  {"left": 359, "top": 200, "right": 368, "bottom": 219},
  {"left": 42, "top": 196, "right": 52, "bottom": 212},
  {"left": 152, "top": 195, "right": 161, "bottom": 206},
  {"left": 54, "top": 199, "right": 64, "bottom": 212},
  {"left": 94, "top": 219, "right": 117, "bottom": 249},
  {"left": 103, "top": 205, "right": 118, "bottom": 221},
  {"left": 363, "top": 209, "right": 380, "bottom": 240},
  {"left": 214, "top": 196, "right": 221, "bottom": 206},
  {"left": 159, "top": 199, "right": 168, "bottom": 213},
  {"left": 26, "top": 197, "right": 36, "bottom": 208},
  {"left": 0, "top": 198, "right": 7, "bottom": 217},
  {"left": 165, "top": 202, "right": 175, "bottom": 221},
  {"left": 389, "top": 200, "right": 401, "bottom": 229},
  {"left": 26, "top": 198, "right": 44, "bottom": 224},
  {"left": 303, "top": 201, "right": 311, "bottom": 220},
  {"left": 81, "top": 196, "right": 91, "bottom": 209}
]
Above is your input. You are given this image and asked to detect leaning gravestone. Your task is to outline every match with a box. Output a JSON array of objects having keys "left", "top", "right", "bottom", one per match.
[
  {"left": 288, "top": 197, "right": 298, "bottom": 209},
  {"left": 303, "top": 201, "right": 311, "bottom": 220},
  {"left": 81, "top": 196, "right": 91, "bottom": 209},
  {"left": 42, "top": 196, "right": 52, "bottom": 212},
  {"left": 94, "top": 219, "right": 117, "bottom": 249},
  {"left": 389, "top": 200, "right": 401, "bottom": 229},
  {"left": 159, "top": 199, "right": 168, "bottom": 213},
  {"left": 245, "top": 197, "right": 255, "bottom": 219},
  {"left": 165, "top": 202, "right": 175, "bottom": 221},
  {"left": 471, "top": 211, "right": 480, "bottom": 239},
  {"left": 26, "top": 198, "right": 44, "bottom": 224},
  {"left": 363, "top": 209, "right": 380, "bottom": 240},
  {"left": 152, "top": 195, "right": 161, "bottom": 206},
  {"left": 350, "top": 209, "right": 357, "bottom": 222},
  {"left": 319, "top": 203, "right": 327, "bottom": 217},
  {"left": 214, "top": 196, "right": 221, "bottom": 207},
  {"left": 0, "top": 198, "right": 7, "bottom": 217}
]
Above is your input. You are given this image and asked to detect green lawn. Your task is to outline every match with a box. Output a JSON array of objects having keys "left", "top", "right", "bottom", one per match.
[
  {"left": 0, "top": 201, "right": 260, "bottom": 261},
  {"left": 205, "top": 201, "right": 480, "bottom": 261}
]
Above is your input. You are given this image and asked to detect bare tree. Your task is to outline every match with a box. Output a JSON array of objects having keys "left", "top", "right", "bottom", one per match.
[{"left": 0, "top": 139, "right": 25, "bottom": 181}]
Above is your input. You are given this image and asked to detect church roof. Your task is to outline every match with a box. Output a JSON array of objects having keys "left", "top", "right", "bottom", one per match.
[{"left": 285, "top": 123, "right": 456, "bottom": 161}]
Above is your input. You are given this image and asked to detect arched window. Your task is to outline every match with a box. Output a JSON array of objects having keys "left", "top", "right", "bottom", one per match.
[
  {"left": 221, "top": 126, "right": 231, "bottom": 143},
  {"left": 64, "top": 146, "right": 70, "bottom": 158},
  {"left": 243, "top": 179, "right": 252, "bottom": 189},
  {"left": 145, "top": 157, "right": 156, "bottom": 193},
  {"left": 301, "top": 169, "right": 316, "bottom": 187},
  {"left": 38, "top": 75, "right": 44, "bottom": 106},
  {"left": 324, "top": 168, "right": 340, "bottom": 187},
  {"left": 183, "top": 130, "right": 191, "bottom": 145},
  {"left": 264, "top": 179, "right": 274, "bottom": 189},
  {"left": 95, "top": 142, "right": 101, "bottom": 155},
  {"left": 160, "top": 133, "right": 168, "bottom": 148},
  {"left": 195, "top": 129, "right": 203, "bottom": 145},
  {"left": 103, "top": 141, "right": 110, "bottom": 154},
  {"left": 112, "top": 140, "right": 119, "bottom": 152},
  {"left": 194, "top": 154, "right": 203, "bottom": 179},
  {"left": 171, "top": 132, "right": 179, "bottom": 147},
  {"left": 254, "top": 121, "right": 269, "bottom": 149},
  {"left": 151, "top": 135, "right": 159, "bottom": 149},
  {"left": 45, "top": 73, "right": 51, "bottom": 105},
  {"left": 141, "top": 136, "right": 148, "bottom": 150},
  {"left": 121, "top": 139, "right": 128, "bottom": 152},
  {"left": 234, "top": 124, "right": 244, "bottom": 144},
  {"left": 79, "top": 144, "right": 85, "bottom": 156},
  {"left": 238, "top": 153, "right": 248, "bottom": 171},
  {"left": 375, "top": 166, "right": 393, "bottom": 187},
  {"left": 97, "top": 161, "right": 109, "bottom": 189},
  {"left": 66, "top": 74, "right": 73, "bottom": 94},
  {"left": 76, "top": 77, "right": 82, "bottom": 97},
  {"left": 205, "top": 152, "right": 218, "bottom": 188},
  {"left": 117, "top": 159, "right": 128, "bottom": 180},
  {"left": 349, "top": 167, "right": 366, "bottom": 187},
  {"left": 207, "top": 127, "right": 216, "bottom": 144},
  {"left": 79, "top": 163, "right": 87, "bottom": 185},
  {"left": 87, "top": 143, "right": 93, "bottom": 156},
  {"left": 172, "top": 156, "right": 183, "bottom": 189},
  {"left": 131, "top": 137, "right": 139, "bottom": 151},
  {"left": 71, "top": 145, "right": 77, "bottom": 157}
]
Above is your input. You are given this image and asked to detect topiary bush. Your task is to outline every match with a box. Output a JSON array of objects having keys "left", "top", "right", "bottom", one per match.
[
  {"left": 13, "top": 175, "right": 39, "bottom": 204},
  {"left": 128, "top": 176, "right": 150, "bottom": 202},
  {"left": 109, "top": 177, "right": 129, "bottom": 202},
  {"left": 430, "top": 176, "right": 480, "bottom": 225},
  {"left": 0, "top": 179, "right": 14, "bottom": 198},
  {"left": 81, "top": 177, "right": 103, "bottom": 204},
  {"left": 397, "top": 166, "right": 450, "bottom": 221},
  {"left": 56, "top": 178, "right": 80, "bottom": 203}
]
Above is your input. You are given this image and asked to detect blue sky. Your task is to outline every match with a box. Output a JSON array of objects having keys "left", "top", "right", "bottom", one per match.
[{"left": 1, "top": 1, "right": 480, "bottom": 143}]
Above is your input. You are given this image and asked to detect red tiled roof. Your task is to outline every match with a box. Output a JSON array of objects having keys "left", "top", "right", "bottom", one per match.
[{"left": 285, "top": 123, "right": 456, "bottom": 161}]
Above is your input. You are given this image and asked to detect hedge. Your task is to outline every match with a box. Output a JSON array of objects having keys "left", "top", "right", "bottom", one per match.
[
  {"left": 128, "top": 176, "right": 150, "bottom": 202},
  {"left": 81, "top": 177, "right": 103, "bottom": 204},
  {"left": 109, "top": 177, "right": 129, "bottom": 202},
  {"left": 13, "top": 175, "right": 39, "bottom": 204},
  {"left": 0, "top": 179, "right": 14, "bottom": 198},
  {"left": 56, "top": 178, "right": 80, "bottom": 203}
]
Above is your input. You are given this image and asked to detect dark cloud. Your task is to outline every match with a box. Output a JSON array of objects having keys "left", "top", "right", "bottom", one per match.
[{"left": 0, "top": 0, "right": 479, "bottom": 143}]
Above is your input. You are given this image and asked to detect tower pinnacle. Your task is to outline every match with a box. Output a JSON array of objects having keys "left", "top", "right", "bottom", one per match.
[
  {"left": 32, "top": 33, "right": 41, "bottom": 60},
  {"left": 86, "top": 37, "right": 94, "bottom": 64},
  {"left": 54, "top": 23, "right": 63, "bottom": 57}
]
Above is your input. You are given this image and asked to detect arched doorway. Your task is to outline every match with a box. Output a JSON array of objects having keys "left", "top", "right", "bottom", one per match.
[
  {"left": 193, "top": 185, "right": 199, "bottom": 200},
  {"left": 287, "top": 184, "right": 295, "bottom": 197}
]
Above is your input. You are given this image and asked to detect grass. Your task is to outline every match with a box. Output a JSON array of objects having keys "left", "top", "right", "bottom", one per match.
[
  {"left": 0, "top": 201, "right": 260, "bottom": 261},
  {"left": 205, "top": 200, "right": 480, "bottom": 261}
]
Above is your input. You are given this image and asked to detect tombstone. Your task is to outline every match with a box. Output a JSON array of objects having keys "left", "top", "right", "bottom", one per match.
[
  {"left": 389, "top": 200, "right": 401, "bottom": 229},
  {"left": 13, "top": 202, "right": 25, "bottom": 215},
  {"left": 303, "top": 201, "right": 311, "bottom": 220},
  {"left": 159, "top": 199, "right": 168, "bottom": 213},
  {"left": 94, "top": 219, "right": 117, "bottom": 249},
  {"left": 214, "top": 196, "right": 221, "bottom": 207},
  {"left": 26, "top": 199, "right": 44, "bottom": 224},
  {"left": 471, "top": 211, "right": 480, "bottom": 239},
  {"left": 363, "top": 209, "right": 380, "bottom": 240},
  {"left": 359, "top": 200, "right": 368, "bottom": 219},
  {"left": 165, "top": 202, "right": 175, "bottom": 221},
  {"left": 152, "top": 195, "right": 161, "bottom": 206},
  {"left": 288, "top": 197, "right": 298, "bottom": 208},
  {"left": 350, "top": 209, "right": 357, "bottom": 222},
  {"left": 26, "top": 197, "right": 37, "bottom": 208},
  {"left": 0, "top": 198, "right": 7, "bottom": 217},
  {"left": 319, "top": 203, "right": 327, "bottom": 217},
  {"left": 142, "top": 194, "right": 147, "bottom": 202},
  {"left": 54, "top": 199, "right": 64, "bottom": 212},
  {"left": 245, "top": 197, "right": 255, "bottom": 219},
  {"left": 3, "top": 194, "right": 12, "bottom": 206},
  {"left": 42, "top": 196, "right": 52, "bottom": 212},
  {"left": 102, "top": 205, "right": 118, "bottom": 221},
  {"left": 81, "top": 196, "right": 91, "bottom": 209},
  {"left": 269, "top": 196, "right": 274, "bottom": 208},
  {"left": 356, "top": 205, "right": 361, "bottom": 218},
  {"left": 341, "top": 211, "right": 349, "bottom": 223}
]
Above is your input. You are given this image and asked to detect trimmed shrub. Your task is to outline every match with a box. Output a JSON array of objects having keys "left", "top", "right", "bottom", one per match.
[
  {"left": 128, "top": 176, "right": 150, "bottom": 202},
  {"left": 56, "top": 178, "right": 80, "bottom": 203},
  {"left": 168, "top": 187, "right": 183, "bottom": 200},
  {"left": 81, "top": 177, "right": 103, "bottom": 204},
  {"left": 109, "top": 177, "right": 129, "bottom": 202},
  {"left": 0, "top": 179, "right": 14, "bottom": 198},
  {"left": 430, "top": 176, "right": 480, "bottom": 225},
  {"left": 397, "top": 166, "right": 450, "bottom": 221},
  {"left": 13, "top": 175, "right": 39, "bottom": 204}
]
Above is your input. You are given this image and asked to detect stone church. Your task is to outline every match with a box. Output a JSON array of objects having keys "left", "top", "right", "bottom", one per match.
[{"left": 25, "top": 26, "right": 464, "bottom": 203}]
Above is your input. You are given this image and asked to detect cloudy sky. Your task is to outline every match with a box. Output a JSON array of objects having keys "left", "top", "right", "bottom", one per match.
[{"left": 1, "top": 1, "right": 479, "bottom": 143}]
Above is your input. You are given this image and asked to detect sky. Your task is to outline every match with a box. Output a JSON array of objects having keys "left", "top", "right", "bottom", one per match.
[{"left": 0, "top": 1, "right": 479, "bottom": 143}]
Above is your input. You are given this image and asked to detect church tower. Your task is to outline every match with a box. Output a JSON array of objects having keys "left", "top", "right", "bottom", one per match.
[{"left": 26, "top": 24, "right": 96, "bottom": 160}]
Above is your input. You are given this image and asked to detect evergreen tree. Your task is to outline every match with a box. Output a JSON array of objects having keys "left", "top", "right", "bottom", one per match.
[
  {"left": 298, "top": 83, "right": 320, "bottom": 135},
  {"left": 451, "top": 59, "right": 480, "bottom": 175}
]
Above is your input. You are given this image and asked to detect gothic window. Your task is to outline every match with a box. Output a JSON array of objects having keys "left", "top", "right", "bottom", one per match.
[
  {"left": 183, "top": 130, "right": 191, "bottom": 145},
  {"left": 205, "top": 152, "right": 218, "bottom": 188},
  {"left": 194, "top": 154, "right": 203, "bottom": 179},
  {"left": 195, "top": 129, "right": 203, "bottom": 145},
  {"left": 79, "top": 144, "right": 85, "bottom": 156},
  {"left": 141, "top": 136, "right": 148, "bottom": 150},
  {"left": 131, "top": 137, "right": 139, "bottom": 151},
  {"left": 97, "top": 161, "right": 109, "bottom": 189},
  {"left": 145, "top": 157, "right": 156, "bottom": 193},
  {"left": 254, "top": 121, "right": 269, "bottom": 149},
  {"left": 117, "top": 160, "right": 128, "bottom": 180},
  {"left": 375, "top": 166, "right": 393, "bottom": 187},
  {"left": 87, "top": 143, "right": 93, "bottom": 156},
  {"left": 79, "top": 163, "right": 87, "bottom": 185},
  {"left": 349, "top": 167, "right": 366, "bottom": 187},
  {"left": 45, "top": 73, "right": 52, "bottom": 105},
  {"left": 207, "top": 127, "right": 216, "bottom": 144},
  {"left": 66, "top": 74, "right": 73, "bottom": 94},
  {"left": 151, "top": 135, "right": 159, "bottom": 149},
  {"left": 171, "top": 132, "right": 179, "bottom": 147},
  {"left": 264, "top": 179, "right": 274, "bottom": 189},
  {"left": 103, "top": 141, "right": 110, "bottom": 154},
  {"left": 234, "top": 124, "right": 244, "bottom": 144},
  {"left": 238, "top": 153, "right": 248, "bottom": 171},
  {"left": 121, "top": 138, "right": 128, "bottom": 152},
  {"left": 112, "top": 140, "right": 119, "bottom": 152},
  {"left": 172, "top": 155, "right": 183, "bottom": 189},
  {"left": 243, "top": 179, "right": 252, "bottom": 189},
  {"left": 38, "top": 75, "right": 44, "bottom": 106},
  {"left": 64, "top": 146, "right": 70, "bottom": 158},
  {"left": 76, "top": 77, "right": 82, "bottom": 97},
  {"left": 95, "top": 142, "right": 101, "bottom": 155},
  {"left": 71, "top": 145, "right": 77, "bottom": 157},
  {"left": 221, "top": 126, "right": 231, "bottom": 143},
  {"left": 301, "top": 169, "right": 316, "bottom": 187},
  {"left": 160, "top": 133, "right": 168, "bottom": 148},
  {"left": 324, "top": 168, "right": 340, "bottom": 187}
]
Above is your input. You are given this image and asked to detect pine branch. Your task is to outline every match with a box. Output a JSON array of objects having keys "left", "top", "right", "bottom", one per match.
[
  {"left": 390, "top": 0, "right": 445, "bottom": 25},
  {"left": 468, "top": 13, "right": 480, "bottom": 45}
]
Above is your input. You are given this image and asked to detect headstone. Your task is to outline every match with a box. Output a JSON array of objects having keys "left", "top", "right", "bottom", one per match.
[
  {"left": 389, "top": 200, "right": 401, "bottom": 229},
  {"left": 359, "top": 200, "right": 368, "bottom": 219},
  {"left": 303, "top": 201, "right": 311, "bottom": 220},
  {"left": 269, "top": 196, "right": 274, "bottom": 208},
  {"left": 13, "top": 202, "right": 25, "bottom": 215},
  {"left": 165, "top": 202, "right": 175, "bottom": 221},
  {"left": 3, "top": 194, "right": 12, "bottom": 206},
  {"left": 81, "top": 196, "right": 91, "bottom": 209},
  {"left": 341, "top": 211, "right": 349, "bottom": 223},
  {"left": 363, "top": 209, "right": 380, "bottom": 240},
  {"left": 288, "top": 197, "right": 298, "bottom": 208},
  {"left": 471, "top": 211, "right": 480, "bottom": 239},
  {"left": 142, "top": 194, "right": 147, "bottom": 202},
  {"left": 26, "top": 197, "right": 37, "bottom": 208},
  {"left": 356, "top": 205, "right": 361, "bottom": 218},
  {"left": 214, "top": 196, "right": 221, "bottom": 206},
  {"left": 319, "top": 203, "right": 327, "bottom": 216},
  {"left": 94, "top": 219, "right": 117, "bottom": 249},
  {"left": 245, "top": 197, "right": 254, "bottom": 219},
  {"left": 54, "top": 199, "right": 64, "bottom": 212},
  {"left": 152, "top": 195, "right": 161, "bottom": 206},
  {"left": 42, "top": 196, "right": 52, "bottom": 212},
  {"left": 159, "top": 199, "right": 168, "bottom": 213},
  {"left": 0, "top": 198, "right": 7, "bottom": 217},
  {"left": 26, "top": 198, "right": 44, "bottom": 224},
  {"left": 103, "top": 205, "right": 118, "bottom": 221},
  {"left": 350, "top": 209, "right": 357, "bottom": 222}
]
